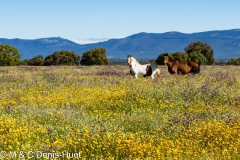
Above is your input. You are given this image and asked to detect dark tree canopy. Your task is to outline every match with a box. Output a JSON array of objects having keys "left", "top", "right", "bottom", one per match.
[
  {"left": 227, "top": 58, "right": 240, "bottom": 65},
  {"left": 27, "top": 55, "right": 44, "bottom": 66},
  {"left": 44, "top": 50, "right": 81, "bottom": 66},
  {"left": 80, "top": 48, "right": 110, "bottom": 65},
  {"left": 188, "top": 51, "right": 207, "bottom": 65},
  {"left": 0, "top": 44, "right": 21, "bottom": 66},
  {"left": 184, "top": 41, "right": 215, "bottom": 65},
  {"left": 172, "top": 52, "right": 188, "bottom": 63}
]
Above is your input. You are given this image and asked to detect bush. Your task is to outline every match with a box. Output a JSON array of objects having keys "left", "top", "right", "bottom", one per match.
[
  {"left": 227, "top": 58, "right": 240, "bottom": 65},
  {"left": 0, "top": 44, "right": 21, "bottom": 66},
  {"left": 80, "top": 48, "right": 110, "bottom": 65},
  {"left": 27, "top": 55, "right": 44, "bottom": 66},
  {"left": 188, "top": 52, "right": 207, "bottom": 65},
  {"left": 44, "top": 50, "right": 81, "bottom": 66},
  {"left": 185, "top": 41, "right": 215, "bottom": 65}
]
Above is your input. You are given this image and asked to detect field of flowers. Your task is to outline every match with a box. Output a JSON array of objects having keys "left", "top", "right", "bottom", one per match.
[{"left": 0, "top": 65, "right": 240, "bottom": 159}]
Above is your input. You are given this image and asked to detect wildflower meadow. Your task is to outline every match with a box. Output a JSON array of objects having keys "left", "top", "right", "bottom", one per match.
[{"left": 0, "top": 65, "right": 240, "bottom": 159}]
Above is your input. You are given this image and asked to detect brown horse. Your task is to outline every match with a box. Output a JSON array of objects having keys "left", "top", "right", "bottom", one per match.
[{"left": 163, "top": 54, "right": 200, "bottom": 75}]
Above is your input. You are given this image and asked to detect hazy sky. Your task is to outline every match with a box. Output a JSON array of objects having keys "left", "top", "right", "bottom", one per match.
[{"left": 1, "top": 0, "right": 239, "bottom": 44}]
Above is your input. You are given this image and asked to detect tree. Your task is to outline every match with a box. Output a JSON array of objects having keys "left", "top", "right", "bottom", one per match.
[
  {"left": 0, "top": 44, "right": 21, "bottom": 66},
  {"left": 44, "top": 50, "right": 81, "bottom": 66},
  {"left": 27, "top": 55, "right": 44, "bottom": 66},
  {"left": 227, "top": 58, "right": 240, "bottom": 65},
  {"left": 184, "top": 41, "right": 215, "bottom": 65},
  {"left": 188, "top": 51, "right": 207, "bottom": 65},
  {"left": 172, "top": 52, "right": 188, "bottom": 62},
  {"left": 80, "top": 48, "right": 110, "bottom": 65}
]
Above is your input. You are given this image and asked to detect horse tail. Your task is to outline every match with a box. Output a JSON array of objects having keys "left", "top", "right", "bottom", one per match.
[
  {"left": 192, "top": 63, "right": 200, "bottom": 74},
  {"left": 196, "top": 63, "right": 200, "bottom": 73}
]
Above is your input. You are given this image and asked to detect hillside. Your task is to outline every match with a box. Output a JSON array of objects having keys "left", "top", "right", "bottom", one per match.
[{"left": 1, "top": 29, "right": 240, "bottom": 60}]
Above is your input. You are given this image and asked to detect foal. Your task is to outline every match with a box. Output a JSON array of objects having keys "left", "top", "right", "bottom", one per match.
[
  {"left": 127, "top": 55, "right": 160, "bottom": 79},
  {"left": 163, "top": 55, "right": 200, "bottom": 75}
]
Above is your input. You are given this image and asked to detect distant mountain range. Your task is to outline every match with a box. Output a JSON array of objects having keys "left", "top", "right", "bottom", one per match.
[{"left": 1, "top": 29, "right": 240, "bottom": 60}]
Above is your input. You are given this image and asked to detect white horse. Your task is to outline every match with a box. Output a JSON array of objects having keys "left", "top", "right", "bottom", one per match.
[{"left": 127, "top": 55, "right": 160, "bottom": 79}]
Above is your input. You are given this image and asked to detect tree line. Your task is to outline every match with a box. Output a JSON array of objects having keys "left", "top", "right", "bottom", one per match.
[
  {"left": 0, "top": 41, "right": 239, "bottom": 66},
  {"left": 0, "top": 44, "right": 109, "bottom": 66}
]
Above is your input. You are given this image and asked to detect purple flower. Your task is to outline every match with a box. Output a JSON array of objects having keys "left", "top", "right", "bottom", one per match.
[{"left": 236, "top": 97, "right": 240, "bottom": 101}]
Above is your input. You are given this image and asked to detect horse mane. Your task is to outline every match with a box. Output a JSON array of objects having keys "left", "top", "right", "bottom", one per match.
[
  {"left": 168, "top": 56, "right": 177, "bottom": 62},
  {"left": 130, "top": 57, "right": 140, "bottom": 65}
]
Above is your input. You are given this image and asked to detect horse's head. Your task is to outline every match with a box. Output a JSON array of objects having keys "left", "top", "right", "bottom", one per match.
[
  {"left": 127, "top": 55, "right": 133, "bottom": 67},
  {"left": 163, "top": 55, "right": 170, "bottom": 64},
  {"left": 127, "top": 55, "right": 140, "bottom": 67}
]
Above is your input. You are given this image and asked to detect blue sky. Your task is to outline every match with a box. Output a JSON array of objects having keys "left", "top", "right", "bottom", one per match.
[{"left": 0, "top": 0, "right": 239, "bottom": 44}]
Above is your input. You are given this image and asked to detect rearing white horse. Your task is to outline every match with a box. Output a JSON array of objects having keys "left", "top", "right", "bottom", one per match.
[{"left": 127, "top": 55, "right": 160, "bottom": 79}]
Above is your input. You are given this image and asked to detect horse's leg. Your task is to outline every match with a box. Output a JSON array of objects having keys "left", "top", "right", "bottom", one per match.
[
  {"left": 154, "top": 68, "right": 160, "bottom": 78},
  {"left": 130, "top": 69, "right": 135, "bottom": 76},
  {"left": 173, "top": 68, "right": 178, "bottom": 75},
  {"left": 135, "top": 72, "right": 138, "bottom": 78},
  {"left": 151, "top": 74, "right": 154, "bottom": 79},
  {"left": 157, "top": 69, "right": 161, "bottom": 77},
  {"left": 151, "top": 69, "right": 157, "bottom": 79},
  {"left": 171, "top": 66, "right": 178, "bottom": 75}
]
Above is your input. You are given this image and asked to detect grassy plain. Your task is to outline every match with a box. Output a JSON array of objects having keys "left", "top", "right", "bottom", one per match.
[{"left": 0, "top": 65, "right": 240, "bottom": 159}]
